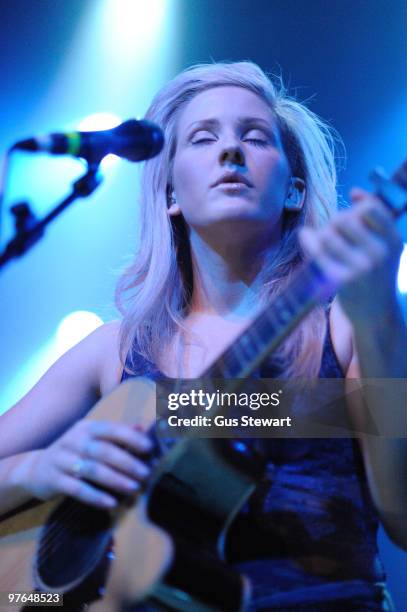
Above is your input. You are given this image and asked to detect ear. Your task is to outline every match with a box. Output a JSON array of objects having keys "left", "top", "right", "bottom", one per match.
[
  {"left": 167, "top": 191, "right": 182, "bottom": 217},
  {"left": 284, "top": 177, "right": 306, "bottom": 212}
]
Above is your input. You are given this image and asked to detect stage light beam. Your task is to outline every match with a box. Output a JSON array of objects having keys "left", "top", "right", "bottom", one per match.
[
  {"left": 398, "top": 245, "right": 407, "bottom": 293},
  {"left": 0, "top": 311, "right": 103, "bottom": 414}
]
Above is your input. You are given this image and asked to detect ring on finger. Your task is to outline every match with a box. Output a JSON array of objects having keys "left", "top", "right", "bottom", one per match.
[{"left": 71, "top": 458, "right": 87, "bottom": 479}]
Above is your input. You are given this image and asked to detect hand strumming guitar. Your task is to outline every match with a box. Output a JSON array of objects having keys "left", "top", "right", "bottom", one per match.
[{"left": 21, "top": 419, "right": 152, "bottom": 509}]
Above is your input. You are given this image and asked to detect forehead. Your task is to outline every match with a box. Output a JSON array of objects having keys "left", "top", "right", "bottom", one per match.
[{"left": 176, "top": 85, "right": 275, "bottom": 133}]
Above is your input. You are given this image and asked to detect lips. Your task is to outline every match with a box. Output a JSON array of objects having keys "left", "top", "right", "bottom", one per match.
[{"left": 212, "top": 172, "right": 253, "bottom": 188}]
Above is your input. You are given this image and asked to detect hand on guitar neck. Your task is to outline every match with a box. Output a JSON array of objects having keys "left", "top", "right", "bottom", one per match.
[{"left": 299, "top": 161, "right": 406, "bottom": 327}]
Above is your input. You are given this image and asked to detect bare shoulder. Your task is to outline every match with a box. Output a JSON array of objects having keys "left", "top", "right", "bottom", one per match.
[
  {"left": 329, "top": 298, "right": 356, "bottom": 376},
  {"left": 96, "top": 320, "right": 123, "bottom": 396},
  {"left": 72, "top": 319, "right": 123, "bottom": 394},
  {"left": 0, "top": 321, "right": 123, "bottom": 458},
  {"left": 54, "top": 318, "right": 123, "bottom": 396},
  {"left": 55, "top": 319, "right": 122, "bottom": 395}
]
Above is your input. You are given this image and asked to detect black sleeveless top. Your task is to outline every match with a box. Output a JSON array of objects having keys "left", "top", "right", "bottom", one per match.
[{"left": 121, "top": 325, "right": 392, "bottom": 611}]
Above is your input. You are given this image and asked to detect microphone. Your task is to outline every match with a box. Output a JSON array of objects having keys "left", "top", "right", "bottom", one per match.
[{"left": 10, "top": 119, "right": 164, "bottom": 163}]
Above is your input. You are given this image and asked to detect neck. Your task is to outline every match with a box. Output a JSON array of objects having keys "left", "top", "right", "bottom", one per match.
[{"left": 188, "top": 224, "right": 280, "bottom": 319}]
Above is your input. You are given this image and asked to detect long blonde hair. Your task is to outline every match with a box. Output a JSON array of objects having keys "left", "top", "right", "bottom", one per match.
[{"left": 115, "top": 61, "right": 342, "bottom": 377}]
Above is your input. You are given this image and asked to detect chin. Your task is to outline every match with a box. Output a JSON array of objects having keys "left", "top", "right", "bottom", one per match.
[
  {"left": 220, "top": 205, "right": 269, "bottom": 222},
  {"left": 200, "top": 211, "right": 272, "bottom": 233},
  {"left": 210, "top": 201, "right": 262, "bottom": 220}
]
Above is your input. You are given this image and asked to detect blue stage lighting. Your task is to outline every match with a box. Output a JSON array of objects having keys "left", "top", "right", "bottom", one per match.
[{"left": 398, "top": 245, "right": 407, "bottom": 294}]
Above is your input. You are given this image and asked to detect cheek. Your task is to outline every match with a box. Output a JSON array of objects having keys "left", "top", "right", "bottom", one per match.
[
  {"left": 172, "top": 154, "right": 198, "bottom": 197},
  {"left": 261, "top": 155, "right": 290, "bottom": 197},
  {"left": 171, "top": 156, "right": 205, "bottom": 223},
  {"left": 172, "top": 154, "right": 211, "bottom": 214}
]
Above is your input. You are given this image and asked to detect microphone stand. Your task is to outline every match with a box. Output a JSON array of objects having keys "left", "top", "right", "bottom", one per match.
[{"left": 0, "top": 163, "right": 102, "bottom": 271}]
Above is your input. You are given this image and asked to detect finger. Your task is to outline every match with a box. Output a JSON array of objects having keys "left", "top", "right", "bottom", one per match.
[
  {"left": 341, "top": 195, "right": 402, "bottom": 254},
  {"left": 91, "top": 421, "right": 153, "bottom": 454},
  {"left": 300, "top": 225, "right": 366, "bottom": 265},
  {"left": 330, "top": 216, "right": 388, "bottom": 264},
  {"left": 299, "top": 227, "right": 345, "bottom": 277},
  {"left": 58, "top": 474, "right": 118, "bottom": 509},
  {"left": 59, "top": 452, "right": 143, "bottom": 496},
  {"left": 299, "top": 226, "right": 366, "bottom": 285},
  {"left": 349, "top": 189, "right": 397, "bottom": 235},
  {"left": 298, "top": 226, "right": 319, "bottom": 260},
  {"left": 349, "top": 187, "right": 367, "bottom": 203},
  {"left": 85, "top": 439, "right": 151, "bottom": 481},
  {"left": 63, "top": 420, "right": 152, "bottom": 457},
  {"left": 311, "top": 251, "right": 353, "bottom": 286},
  {"left": 77, "top": 458, "right": 142, "bottom": 494},
  {"left": 332, "top": 214, "right": 365, "bottom": 246},
  {"left": 318, "top": 227, "right": 375, "bottom": 269}
]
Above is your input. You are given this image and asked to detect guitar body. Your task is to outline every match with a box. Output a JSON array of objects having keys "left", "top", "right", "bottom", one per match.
[
  {"left": 0, "top": 496, "right": 63, "bottom": 601},
  {"left": 0, "top": 378, "right": 259, "bottom": 611}
]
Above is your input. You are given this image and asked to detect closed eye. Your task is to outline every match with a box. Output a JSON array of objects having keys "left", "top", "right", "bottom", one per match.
[
  {"left": 193, "top": 137, "right": 269, "bottom": 146},
  {"left": 243, "top": 138, "right": 269, "bottom": 147},
  {"left": 191, "top": 137, "right": 217, "bottom": 145},
  {"left": 242, "top": 128, "right": 272, "bottom": 147}
]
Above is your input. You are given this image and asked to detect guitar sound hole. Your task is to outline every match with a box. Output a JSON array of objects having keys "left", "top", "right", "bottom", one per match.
[{"left": 34, "top": 498, "right": 113, "bottom": 591}]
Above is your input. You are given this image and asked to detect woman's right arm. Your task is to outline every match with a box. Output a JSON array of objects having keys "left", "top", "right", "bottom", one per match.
[{"left": 0, "top": 322, "right": 151, "bottom": 516}]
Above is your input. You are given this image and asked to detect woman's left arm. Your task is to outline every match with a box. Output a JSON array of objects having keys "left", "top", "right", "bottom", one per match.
[
  {"left": 300, "top": 175, "right": 407, "bottom": 549},
  {"left": 345, "top": 316, "right": 407, "bottom": 551}
]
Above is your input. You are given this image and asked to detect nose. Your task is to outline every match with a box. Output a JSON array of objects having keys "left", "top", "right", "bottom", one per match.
[{"left": 219, "top": 146, "right": 245, "bottom": 167}]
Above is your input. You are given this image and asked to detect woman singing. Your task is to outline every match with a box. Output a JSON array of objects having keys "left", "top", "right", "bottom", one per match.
[{"left": 1, "top": 61, "right": 406, "bottom": 610}]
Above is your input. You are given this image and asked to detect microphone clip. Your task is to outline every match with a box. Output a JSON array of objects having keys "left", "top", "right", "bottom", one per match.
[{"left": 0, "top": 162, "right": 102, "bottom": 271}]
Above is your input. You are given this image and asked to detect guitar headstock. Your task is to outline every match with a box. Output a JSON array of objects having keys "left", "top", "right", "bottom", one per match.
[{"left": 369, "top": 161, "right": 407, "bottom": 218}]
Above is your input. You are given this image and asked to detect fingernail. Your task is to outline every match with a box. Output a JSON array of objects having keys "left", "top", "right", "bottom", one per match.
[
  {"left": 102, "top": 496, "right": 117, "bottom": 507},
  {"left": 127, "top": 481, "right": 140, "bottom": 492},
  {"left": 137, "top": 463, "right": 150, "bottom": 477},
  {"left": 140, "top": 436, "right": 153, "bottom": 451}
]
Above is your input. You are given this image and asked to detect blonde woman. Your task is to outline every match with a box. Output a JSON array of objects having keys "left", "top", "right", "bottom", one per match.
[{"left": 1, "top": 62, "right": 406, "bottom": 610}]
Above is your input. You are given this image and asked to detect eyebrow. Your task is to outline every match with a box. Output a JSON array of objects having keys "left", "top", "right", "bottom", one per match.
[{"left": 186, "top": 116, "right": 275, "bottom": 132}]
